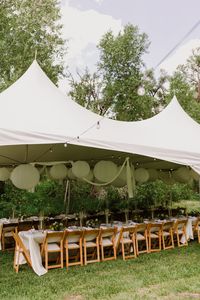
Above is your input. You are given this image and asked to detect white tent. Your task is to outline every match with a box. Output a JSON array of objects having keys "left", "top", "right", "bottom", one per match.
[{"left": 0, "top": 60, "right": 200, "bottom": 173}]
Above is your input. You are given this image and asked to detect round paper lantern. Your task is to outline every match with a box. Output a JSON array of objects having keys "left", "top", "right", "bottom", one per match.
[
  {"left": 49, "top": 164, "right": 68, "bottom": 180},
  {"left": 135, "top": 168, "right": 149, "bottom": 183},
  {"left": 72, "top": 160, "right": 90, "bottom": 178},
  {"left": 11, "top": 164, "right": 40, "bottom": 190},
  {"left": 0, "top": 167, "right": 10, "bottom": 181},
  {"left": 72, "top": 161, "right": 90, "bottom": 179},
  {"left": 173, "top": 167, "right": 191, "bottom": 183},
  {"left": 67, "top": 168, "right": 76, "bottom": 180},
  {"left": 112, "top": 166, "right": 127, "bottom": 187},
  {"left": 148, "top": 169, "right": 158, "bottom": 181},
  {"left": 94, "top": 161, "right": 118, "bottom": 182},
  {"left": 190, "top": 169, "right": 199, "bottom": 181}
]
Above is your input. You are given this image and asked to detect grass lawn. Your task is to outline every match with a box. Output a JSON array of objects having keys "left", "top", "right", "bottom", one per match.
[{"left": 1, "top": 242, "right": 200, "bottom": 300}]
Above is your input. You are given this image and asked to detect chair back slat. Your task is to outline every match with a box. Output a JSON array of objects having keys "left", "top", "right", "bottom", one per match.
[
  {"left": 136, "top": 223, "right": 147, "bottom": 233},
  {"left": 148, "top": 223, "right": 162, "bottom": 233},
  {"left": 64, "top": 230, "right": 83, "bottom": 243},
  {"left": 83, "top": 229, "right": 100, "bottom": 241},
  {"left": 100, "top": 227, "right": 117, "bottom": 238},
  {"left": 162, "top": 221, "right": 174, "bottom": 231},
  {"left": 45, "top": 231, "right": 64, "bottom": 243}
]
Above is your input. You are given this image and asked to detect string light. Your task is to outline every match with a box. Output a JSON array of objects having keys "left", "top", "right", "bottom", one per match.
[
  {"left": 137, "top": 86, "right": 145, "bottom": 96},
  {"left": 64, "top": 143, "right": 68, "bottom": 148},
  {"left": 50, "top": 148, "right": 53, "bottom": 153},
  {"left": 96, "top": 121, "right": 100, "bottom": 129}
]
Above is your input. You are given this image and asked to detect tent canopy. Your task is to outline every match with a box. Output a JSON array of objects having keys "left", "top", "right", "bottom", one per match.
[{"left": 0, "top": 60, "right": 200, "bottom": 173}]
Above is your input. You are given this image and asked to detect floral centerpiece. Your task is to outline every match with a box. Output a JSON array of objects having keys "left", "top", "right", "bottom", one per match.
[{"left": 50, "top": 221, "right": 64, "bottom": 231}]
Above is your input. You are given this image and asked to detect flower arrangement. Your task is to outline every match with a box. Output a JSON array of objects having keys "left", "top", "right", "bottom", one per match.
[
  {"left": 50, "top": 221, "right": 64, "bottom": 231},
  {"left": 85, "top": 218, "right": 99, "bottom": 228}
]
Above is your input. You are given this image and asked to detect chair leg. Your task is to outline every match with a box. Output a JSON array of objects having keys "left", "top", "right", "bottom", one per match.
[
  {"left": 45, "top": 250, "right": 48, "bottom": 270},
  {"left": 2, "top": 234, "right": 5, "bottom": 251},
  {"left": 80, "top": 241, "right": 83, "bottom": 266},
  {"left": 198, "top": 230, "right": 200, "bottom": 243},
  {"left": 132, "top": 237, "right": 136, "bottom": 258},
  {"left": 121, "top": 242, "right": 125, "bottom": 260},
  {"left": 61, "top": 249, "right": 63, "bottom": 269},
  {"left": 101, "top": 244, "right": 104, "bottom": 261},
  {"left": 66, "top": 248, "right": 69, "bottom": 270},
  {"left": 113, "top": 245, "right": 116, "bottom": 260},
  {"left": 84, "top": 243, "right": 87, "bottom": 265},
  {"left": 97, "top": 243, "right": 100, "bottom": 262}
]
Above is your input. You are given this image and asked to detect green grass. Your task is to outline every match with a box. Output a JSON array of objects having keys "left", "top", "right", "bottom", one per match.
[{"left": 1, "top": 242, "right": 200, "bottom": 300}]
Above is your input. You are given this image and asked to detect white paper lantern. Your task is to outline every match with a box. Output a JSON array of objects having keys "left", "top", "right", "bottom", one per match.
[
  {"left": 94, "top": 161, "right": 118, "bottom": 182},
  {"left": 49, "top": 164, "right": 68, "bottom": 180},
  {"left": 190, "top": 169, "right": 199, "bottom": 181},
  {"left": 112, "top": 166, "right": 127, "bottom": 187},
  {"left": 135, "top": 168, "right": 149, "bottom": 183},
  {"left": 148, "top": 169, "right": 158, "bottom": 181},
  {"left": 0, "top": 167, "right": 10, "bottom": 181},
  {"left": 173, "top": 167, "right": 191, "bottom": 183},
  {"left": 72, "top": 161, "right": 90, "bottom": 179},
  {"left": 11, "top": 164, "right": 40, "bottom": 190}
]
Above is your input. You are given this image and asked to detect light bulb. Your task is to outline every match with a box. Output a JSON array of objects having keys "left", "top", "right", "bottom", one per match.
[
  {"left": 64, "top": 143, "right": 68, "bottom": 148},
  {"left": 96, "top": 121, "right": 100, "bottom": 129},
  {"left": 137, "top": 86, "right": 145, "bottom": 96}
]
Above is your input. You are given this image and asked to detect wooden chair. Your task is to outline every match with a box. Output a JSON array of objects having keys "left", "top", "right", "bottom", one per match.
[
  {"left": 12, "top": 231, "right": 32, "bottom": 273},
  {"left": 99, "top": 227, "right": 117, "bottom": 261},
  {"left": 119, "top": 226, "right": 137, "bottom": 260},
  {"left": 82, "top": 229, "right": 100, "bottom": 265},
  {"left": 64, "top": 230, "right": 83, "bottom": 270},
  {"left": 41, "top": 231, "right": 64, "bottom": 271},
  {"left": 192, "top": 217, "right": 200, "bottom": 243},
  {"left": 161, "top": 221, "right": 174, "bottom": 250},
  {"left": 135, "top": 223, "right": 148, "bottom": 255},
  {"left": 147, "top": 223, "right": 162, "bottom": 253},
  {"left": 173, "top": 219, "right": 188, "bottom": 247},
  {"left": 2, "top": 224, "right": 18, "bottom": 251}
]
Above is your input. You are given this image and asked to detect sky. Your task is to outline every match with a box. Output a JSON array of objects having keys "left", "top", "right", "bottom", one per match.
[{"left": 59, "top": 0, "right": 200, "bottom": 92}]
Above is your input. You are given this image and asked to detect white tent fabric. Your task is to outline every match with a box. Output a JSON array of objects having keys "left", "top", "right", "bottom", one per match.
[{"left": 0, "top": 60, "right": 200, "bottom": 173}]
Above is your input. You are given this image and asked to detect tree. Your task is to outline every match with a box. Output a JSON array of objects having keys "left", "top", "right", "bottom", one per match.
[
  {"left": 68, "top": 69, "right": 106, "bottom": 115},
  {"left": 0, "top": 0, "right": 66, "bottom": 91},
  {"left": 177, "top": 48, "right": 200, "bottom": 101},
  {"left": 69, "top": 24, "right": 168, "bottom": 121},
  {"left": 166, "top": 48, "right": 200, "bottom": 123}
]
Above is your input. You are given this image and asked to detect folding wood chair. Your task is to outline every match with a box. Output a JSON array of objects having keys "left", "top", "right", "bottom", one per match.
[
  {"left": 99, "top": 227, "right": 117, "bottom": 261},
  {"left": 135, "top": 223, "right": 148, "bottom": 255},
  {"left": 161, "top": 221, "right": 174, "bottom": 250},
  {"left": 147, "top": 223, "right": 162, "bottom": 253},
  {"left": 119, "top": 226, "right": 137, "bottom": 260},
  {"left": 41, "top": 231, "right": 64, "bottom": 271},
  {"left": 2, "top": 224, "right": 18, "bottom": 251},
  {"left": 12, "top": 231, "right": 32, "bottom": 273},
  {"left": 173, "top": 219, "right": 188, "bottom": 247},
  {"left": 64, "top": 230, "right": 83, "bottom": 270},
  {"left": 192, "top": 217, "right": 200, "bottom": 243},
  {"left": 82, "top": 229, "right": 100, "bottom": 265}
]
